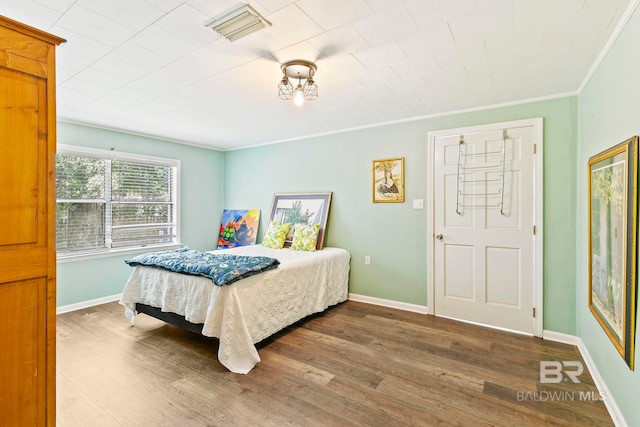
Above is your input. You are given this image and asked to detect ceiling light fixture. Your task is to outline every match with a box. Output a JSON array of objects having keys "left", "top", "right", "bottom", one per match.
[
  {"left": 278, "top": 60, "right": 318, "bottom": 106},
  {"left": 204, "top": 3, "right": 271, "bottom": 42}
]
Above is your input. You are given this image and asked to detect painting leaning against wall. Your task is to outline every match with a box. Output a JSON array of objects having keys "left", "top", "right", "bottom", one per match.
[
  {"left": 588, "top": 136, "right": 638, "bottom": 369},
  {"left": 267, "top": 193, "right": 332, "bottom": 250},
  {"left": 217, "top": 209, "right": 260, "bottom": 249}
]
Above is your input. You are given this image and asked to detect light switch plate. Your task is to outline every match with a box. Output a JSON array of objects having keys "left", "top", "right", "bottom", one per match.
[{"left": 413, "top": 199, "right": 424, "bottom": 209}]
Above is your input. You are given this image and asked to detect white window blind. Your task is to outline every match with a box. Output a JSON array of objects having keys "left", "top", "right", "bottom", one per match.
[{"left": 56, "top": 145, "right": 179, "bottom": 256}]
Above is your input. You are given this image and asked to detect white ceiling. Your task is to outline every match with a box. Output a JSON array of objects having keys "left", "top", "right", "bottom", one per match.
[{"left": 2, "top": 0, "right": 634, "bottom": 150}]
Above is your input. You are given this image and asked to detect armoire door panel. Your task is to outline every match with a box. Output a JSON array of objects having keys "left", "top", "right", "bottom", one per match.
[
  {"left": 0, "top": 66, "right": 45, "bottom": 247},
  {"left": 0, "top": 277, "right": 47, "bottom": 426}
]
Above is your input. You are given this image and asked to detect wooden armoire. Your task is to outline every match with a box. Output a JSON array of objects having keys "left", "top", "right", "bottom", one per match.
[{"left": 0, "top": 16, "right": 64, "bottom": 426}]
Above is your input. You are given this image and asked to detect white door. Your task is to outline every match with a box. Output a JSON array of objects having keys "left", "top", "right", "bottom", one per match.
[{"left": 433, "top": 123, "right": 538, "bottom": 335}]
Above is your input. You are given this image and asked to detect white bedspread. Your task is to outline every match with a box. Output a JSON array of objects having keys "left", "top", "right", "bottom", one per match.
[{"left": 119, "top": 245, "right": 350, "bottom": 373}]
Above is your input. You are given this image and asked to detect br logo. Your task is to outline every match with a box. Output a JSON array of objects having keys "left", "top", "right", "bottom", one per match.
[{"left": 540, "top": 361, "right": 584, "bottom": 383}]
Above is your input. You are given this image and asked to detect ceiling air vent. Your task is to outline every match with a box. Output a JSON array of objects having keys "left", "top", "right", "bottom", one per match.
[{"left": 204, "top": 3, "right": 271, "bottom": 42}]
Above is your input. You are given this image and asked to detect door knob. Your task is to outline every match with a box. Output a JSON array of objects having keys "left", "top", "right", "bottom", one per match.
[{"left": 436, "top": 234, "right": 443, "bottom": 240}]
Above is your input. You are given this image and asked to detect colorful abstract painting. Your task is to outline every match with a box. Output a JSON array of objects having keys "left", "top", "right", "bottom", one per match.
[{"left": 217, "top": 209, "right": 260, "bottom": 249}]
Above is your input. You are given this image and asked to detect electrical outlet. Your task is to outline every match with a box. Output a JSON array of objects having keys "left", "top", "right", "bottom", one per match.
[{"left": 364, "top": 255, "right": 371, "bottom": 265}]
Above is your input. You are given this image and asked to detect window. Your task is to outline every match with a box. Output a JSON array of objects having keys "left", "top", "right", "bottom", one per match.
[{"left": 56, "top": 145, "right": 180, "bottom": 257}]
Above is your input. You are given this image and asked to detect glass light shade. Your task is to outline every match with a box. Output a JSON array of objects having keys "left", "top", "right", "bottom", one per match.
[
  {"left": 277, "top": 77, "right": 293, "bottom": 100},
  {"left": 303, "top": 78, "right": 318, "bottom": 100}
]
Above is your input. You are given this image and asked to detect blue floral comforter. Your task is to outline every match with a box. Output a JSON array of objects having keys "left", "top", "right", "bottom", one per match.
[{"left": 125, "top": 248, "right": 280, "bottom": 287}]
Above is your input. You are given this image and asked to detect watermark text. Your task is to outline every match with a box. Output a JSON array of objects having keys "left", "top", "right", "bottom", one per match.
[
  {"left": 517, "top": 390, "right": 606, "bottom": 402},
  {"left": 540, "top": 360, "right": 583, "bottom": 383}
]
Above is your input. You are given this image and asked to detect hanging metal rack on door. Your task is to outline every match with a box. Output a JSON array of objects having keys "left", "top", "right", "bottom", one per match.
[{"left": 455, "top": 130, "right": 508, "bottom": 215}]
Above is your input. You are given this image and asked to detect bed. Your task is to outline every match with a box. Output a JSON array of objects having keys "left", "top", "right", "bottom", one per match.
[{"left": 119, "top": 244, "right": 350, "bottom": 373}]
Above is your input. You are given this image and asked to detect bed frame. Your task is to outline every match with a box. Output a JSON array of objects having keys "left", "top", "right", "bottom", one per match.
[{"left": 135, "top": 303, "right": 205, "bottom": 335}]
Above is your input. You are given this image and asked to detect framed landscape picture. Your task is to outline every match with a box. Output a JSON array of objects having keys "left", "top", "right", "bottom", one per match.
[
  {"left": 588, "top": 136, "right": 638, "bottom": 369},
  {"left": 267, "top": 192, "right": 332, "bottom": 250},
  {"left": 373, "top": 157, "right": 404, "bottom": 203}
]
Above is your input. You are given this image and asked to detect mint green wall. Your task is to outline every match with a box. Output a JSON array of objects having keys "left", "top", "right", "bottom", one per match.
[
  {"left": 223, "top": 96, "right": 578, "bottom": 334},
  {"left": 56, "top": 123, "right": 224, "bottom": 307},
  {"left": 578, "top": 6, "right": 640, "bottom": 426}
]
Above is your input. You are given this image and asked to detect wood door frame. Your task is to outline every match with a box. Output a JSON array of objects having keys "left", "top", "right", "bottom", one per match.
[{"left": 426, "top": 118, "right": 544, "bottom": 337}]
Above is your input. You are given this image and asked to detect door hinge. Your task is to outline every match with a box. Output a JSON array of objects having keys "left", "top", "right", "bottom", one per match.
[
  {"left": 533, "top": 225, "right": 537, "bottom": 235},
  {"left": 533, "top": 307, "right": 536, "bottom": 318},
  {"left": 533, "top": 144, "right": 537, "bottom": 154}
]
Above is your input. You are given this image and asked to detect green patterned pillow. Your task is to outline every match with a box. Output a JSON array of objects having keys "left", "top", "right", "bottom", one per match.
[
  {"left": 262, "top": 221, "right": 291, "bottom": 249},
  {"left": 290, "top": 223, "right": 321, "bottom": 252}
]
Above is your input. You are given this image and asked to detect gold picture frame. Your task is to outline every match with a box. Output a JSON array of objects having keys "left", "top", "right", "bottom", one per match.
[
  {"left": 373, "top": 157, "right": 404, "bottom": 203},
  {"left": 588, "top": 136, "right": 638, "bottom": 369}
]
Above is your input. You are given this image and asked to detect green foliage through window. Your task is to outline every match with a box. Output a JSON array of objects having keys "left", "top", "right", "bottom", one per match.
[{"left": 56, "top": 147, "right": 178, "bottom": 255}]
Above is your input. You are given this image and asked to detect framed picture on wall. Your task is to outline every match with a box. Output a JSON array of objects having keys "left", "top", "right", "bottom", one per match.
[
  {"left": 588, "top": 135, "right": 638, "bottom": 370},
  {"left": 373, "top": 157, "right": 404, "bottom": 203}
]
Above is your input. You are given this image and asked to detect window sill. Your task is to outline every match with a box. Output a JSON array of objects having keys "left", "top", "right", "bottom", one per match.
[{"left": 56, "top": 243, "right": 185, "bottom": 264}]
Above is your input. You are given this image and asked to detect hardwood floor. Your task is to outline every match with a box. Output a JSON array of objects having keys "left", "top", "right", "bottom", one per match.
[{"left": 56, "top": 301, "right": 613, "bottom": 427}]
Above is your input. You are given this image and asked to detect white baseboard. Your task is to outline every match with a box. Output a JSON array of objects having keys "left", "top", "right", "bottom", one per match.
[
  {"left": 542, "top": 331, "right": 626, "bottom": 427},
  {"left": 348, "top": 293, "right": 429, "bottom": 314},
  {"left": 541, "top": 330, "right": 582, "bottom": 345},
  {"left": 56, "top": 293, "right": 122, "bottom": 315},
  {"left": 576, "top": 340, "right": 627, "bottom": 427}
]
